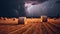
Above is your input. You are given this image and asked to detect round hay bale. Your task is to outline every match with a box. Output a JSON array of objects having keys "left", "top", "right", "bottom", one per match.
[
  {"left": 18, "top": 17, "right": 25, "bottom": 24},
  {"left": 41, "top": 16, "right": 47, "bottom": 22}
]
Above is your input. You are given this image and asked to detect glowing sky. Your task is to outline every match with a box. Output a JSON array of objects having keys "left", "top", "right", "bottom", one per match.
[
  {"left": 25, "top": 1, "right": 48, "bottom": 17},
  {"left": 25, "top": 0, "right": 60, "bottom": 17}
]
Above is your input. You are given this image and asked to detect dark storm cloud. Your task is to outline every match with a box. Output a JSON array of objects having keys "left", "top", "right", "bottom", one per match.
[
  {"left": 0, "top": 0, "right": 60, "bottom": 17},
  {"left": 0, "top": 0, "right": 25, "bottom": 17},
  {"left": 25, "top": 0, "right": 60, "bottom": 17},
  {"left": 25, "top": 0, "right": 47, "bottom": 1},
  {"left": 25, "top": 0, "right": 48, "bottom": 3},
  {"left": 56, "top": 0, "right": 60, "bottom": 4},
  {"left": 46, "top": 0, "right": 60, "bottom": 17}
]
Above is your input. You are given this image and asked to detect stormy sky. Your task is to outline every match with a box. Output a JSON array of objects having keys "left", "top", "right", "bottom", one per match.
[{"left": 0, "top": 0, "right": 60, "bottom": 17}]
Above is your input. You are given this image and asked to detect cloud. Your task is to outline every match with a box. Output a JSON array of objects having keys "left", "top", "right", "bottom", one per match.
[
  {"left": 25, "top": 0, "right": 48, "bottom": 3},
  {"left": 56, "top": 0, "right": 60, "bottom": 4}
]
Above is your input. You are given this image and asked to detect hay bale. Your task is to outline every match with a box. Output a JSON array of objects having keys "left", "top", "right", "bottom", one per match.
[{"left": 41, "top": 16, "right": 47, "bottom": 22}]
